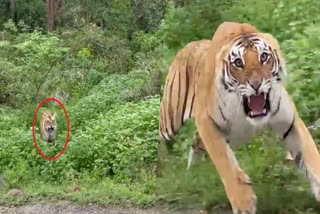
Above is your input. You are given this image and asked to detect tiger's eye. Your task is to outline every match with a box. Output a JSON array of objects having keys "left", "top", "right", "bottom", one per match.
[
  {"left": 234, "top": 58, "right": 243, "bottom": 68},
  {"left": 260, "top": 52, "right": 269, "bottom": 63}
]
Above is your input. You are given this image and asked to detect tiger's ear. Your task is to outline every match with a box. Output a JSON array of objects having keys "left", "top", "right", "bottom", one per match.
[
  {"left": 259, "top": 33, "right": 281, "bottom": 50},
  {"left": 260, "top": 33, "right": 287, "bottom": 77},
  {"left": 52, "top": 112, "right": 57, "bottom": 119}
]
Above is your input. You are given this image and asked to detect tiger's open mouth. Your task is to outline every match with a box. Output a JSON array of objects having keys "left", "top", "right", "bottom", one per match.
[
  {"left": 243, "top": 92, "right": 270, "bottom": 118},
  {"left": 46, "top": 127, "right": 55, "bottom": 133}
]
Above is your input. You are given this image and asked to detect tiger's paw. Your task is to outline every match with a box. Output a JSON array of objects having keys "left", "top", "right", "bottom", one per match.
[
  {"left": 229, "top": 187, "right": 257, "bottom": 214},
  {"left": 310, "top": 175, "right": 320, "bottom": 202},
  {"left": 226, "top": 171, "right": 257, "bottom": 214}
]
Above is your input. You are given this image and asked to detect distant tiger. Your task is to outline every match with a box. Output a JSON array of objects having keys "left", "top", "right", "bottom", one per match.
[{"left": 40, "top": 111, "right": 57, "bottom": 143}]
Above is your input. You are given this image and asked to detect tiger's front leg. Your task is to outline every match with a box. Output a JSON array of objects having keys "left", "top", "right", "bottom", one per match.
[
  {"left": 196, "top": 114, "right": 257, "bottom": 214},
  {"left": 270, "top": 89, "right": 320, "bottom": 202}
]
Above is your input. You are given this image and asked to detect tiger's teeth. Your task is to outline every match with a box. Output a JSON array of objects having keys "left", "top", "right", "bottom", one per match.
[
  {"left": 248, "top": 97, "right": 250, "bottom": 103},
  {"left": 264, "top": 93, "right": 267, "bottom": 99},
  {"left": 263, "top": 109, "right": 267, "bottom": 114}
]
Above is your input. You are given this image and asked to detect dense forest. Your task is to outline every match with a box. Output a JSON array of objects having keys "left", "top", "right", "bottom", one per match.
[{"left": 0, "top": 0, "right": 320, "bottom": 213}]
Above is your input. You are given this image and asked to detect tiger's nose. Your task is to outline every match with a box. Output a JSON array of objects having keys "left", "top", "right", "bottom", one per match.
[{"left": 249, "top": 80, "right": 262, "bottom": 91}]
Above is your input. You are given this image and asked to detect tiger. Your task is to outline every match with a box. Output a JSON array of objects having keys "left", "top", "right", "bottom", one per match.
[
  {"left": 40, "top": 111, "right": 57, "bottom": 143},
  {"left": 158, "top": 22, "right": 320, "bottom": 213}
]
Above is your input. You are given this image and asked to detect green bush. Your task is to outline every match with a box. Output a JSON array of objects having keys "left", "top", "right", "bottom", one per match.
[
  {"left": 71, "top": 97, "right": 159, "bottom": 181},
  {"left": 160, "top": 0, "right": 223, "bottom": 50},
  {"left": 283, "top": 25, "right": 320, "bottom": 124},
  {"left": 0, "top": 29, "right": 69, "bottom": 105},
  {"left": 62, "top": 24, "right": 133, "bottom": 74},
  {"left": 70, "top": 71, "right": 151, "bottom": 129},
  {"left": 131, "top": 0, "right": 166, "bottom": 33},
  {"left": 57, "top": 0, "right": 132, "bottom": 36},
  {"left": 15, "top": 0, "right": 46, "bottom": 30},
  {"left": 131, "top": 31, "right": 164, "bottom": 96},
  {"left": 0, "top": 96, "right": 158, "bottom": 183},
  {"left": 222, "top": 0, "right": 320, "bottom": 42}
]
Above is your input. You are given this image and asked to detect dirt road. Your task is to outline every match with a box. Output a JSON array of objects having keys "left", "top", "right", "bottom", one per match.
[
  {"left": 0, "top": 201, "right": 213, "bottom": 214},
  {"left": 0, "top": 202, "right": 163, "bottom": 214}
]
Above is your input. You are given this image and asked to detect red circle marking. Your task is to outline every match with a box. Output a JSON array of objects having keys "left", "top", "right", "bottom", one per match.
[{"left": 32, "top": 97, "right": 70, "bottom": 161}]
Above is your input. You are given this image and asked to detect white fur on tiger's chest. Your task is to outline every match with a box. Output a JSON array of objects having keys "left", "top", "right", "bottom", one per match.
[{"left": 213, "top": 88, "right": 265, "bottom": 146}]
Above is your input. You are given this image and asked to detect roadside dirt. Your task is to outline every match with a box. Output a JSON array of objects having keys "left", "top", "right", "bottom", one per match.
[{"left": 0, "top": 201, "right": 214, "bottom": 214}]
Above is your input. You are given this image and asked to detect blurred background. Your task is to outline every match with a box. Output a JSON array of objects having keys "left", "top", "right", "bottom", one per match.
[{"left": 0, "top": 0, "right": 319, "bottom": 213}]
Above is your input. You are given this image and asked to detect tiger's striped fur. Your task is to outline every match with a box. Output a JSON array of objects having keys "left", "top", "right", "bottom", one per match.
[
  {"left": 158, "top": 22, "right": 320, "bottom": 213},
  {"left": 159, "top": 40, "right": 211, "bottom": 141}
]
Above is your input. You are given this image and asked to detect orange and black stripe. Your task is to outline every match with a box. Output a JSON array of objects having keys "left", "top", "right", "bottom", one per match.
[{"left": 159, "top": 40, "right": 211, "bottom": 142}]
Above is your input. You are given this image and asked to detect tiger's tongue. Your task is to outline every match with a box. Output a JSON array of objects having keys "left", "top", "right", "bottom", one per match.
[{"left": 248, "top": 94, "right": 265, "bottom": 112}]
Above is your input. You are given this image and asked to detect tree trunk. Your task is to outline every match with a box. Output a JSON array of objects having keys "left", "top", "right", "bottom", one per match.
[
  {"left": 9, "top": 0, "right": 16, "bottom": 22},
  {"left": 46, "top": 0, "right": 56, "bottom": 32},
  {"left": 54, "top": 0, "right": 62, "bottom": 17}
]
